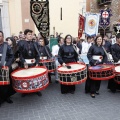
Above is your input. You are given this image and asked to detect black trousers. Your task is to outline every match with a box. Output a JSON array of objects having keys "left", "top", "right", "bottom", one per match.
[
  {"left": 90, "top": 80, "right": 101, "bottom": 94},
  {"left": 48, "top": 73, "right": 52, "bottom": 83},
  {"left": 108, "top": 78, "right": 120, "bottom": 91},
  {"left": 61, "top": 84, "right": 75, "bottom": 94},
  {"left": 85, "top": 71, "right": 91, "bottom": 93}
]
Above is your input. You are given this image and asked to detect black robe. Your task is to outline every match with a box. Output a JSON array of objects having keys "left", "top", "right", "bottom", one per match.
[
  {"left": 108, "top": 43, "right": 120, "bottom": 91},
  {"left": 18, "top": 40, "right": 39, "bottom": 67},
  {"left": 38, "top": 45, "right": 52, "bottom": 59},
  {"left": 58, "top": 44, "right": 78, "bottom": 94},
  {"left": 0, "top": 42, "right": 14, "bottom": 102},
  {"left": 86, "top": 44, "right": 107, "bottom": 94}
]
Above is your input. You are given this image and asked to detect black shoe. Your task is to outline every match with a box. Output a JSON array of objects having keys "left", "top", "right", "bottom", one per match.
[
  {"left": 70, "top": 91, "right": 74, "bottom": 94},
  {"left": 6, "top": 98, "right": 13, "bottom": 104},
  {"left": 55, "top": 81, "right": 59, "bottom": 84},
  {"left": 96, "top": 91, "right": 99, "bottom": 95},
  {"left": 85, "top": 91, "right": 90, "bottom": 94},
  {"left": 49, "top": 81, "right": 52, "bottom": 83},
  {"left": 90, "top": 94, "right": 95, "bottom": 98},
  {"left": 111, "top": 90, "right": 116, "bottom": 93},
  {"left": 36, "top": 92, "right": 42, "bottom": 96},
  {"left": 21, "top": 93, "right": 26, "bottom": 97}
]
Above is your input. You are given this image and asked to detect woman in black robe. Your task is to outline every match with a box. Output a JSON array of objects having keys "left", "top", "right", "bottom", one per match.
[
  {"left": 58, "top": 34, "right": 79, "bottom": 94},
  {"left": 87, "top": 35, "right": 108, "bottom": 98}
]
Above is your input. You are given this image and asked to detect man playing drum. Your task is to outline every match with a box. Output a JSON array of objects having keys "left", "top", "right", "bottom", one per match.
[
  {"left": 0, "top": 31, "right": 15, "bottom": 106},
  {"left": 38, "top": 37, "right": 53, "bottom": 83},
  {"left": 108, "top": 33, "right": 120, "bottom": 92},
  {"left": 18, "top": 29, "right": 41, "bottom": 96}
]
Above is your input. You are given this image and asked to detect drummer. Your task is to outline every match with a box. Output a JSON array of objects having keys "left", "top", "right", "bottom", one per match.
[
  {"left": 38, "top": 37, "right": 52, "bottom": 83},
  {"left": 58, "top": 34, "right": 79, "bottom": 94},
  {"left": 0, "top": 31, "right": 14, "bottom": 106},
  {"left": 108, "top": 33, "right": 120, "bottom": 92},
  {"left": 18, "top": 29, "right": 41, "bottom": 96},
  {"left": 87, "top": 35, "right": 108, "bottom": 98}
]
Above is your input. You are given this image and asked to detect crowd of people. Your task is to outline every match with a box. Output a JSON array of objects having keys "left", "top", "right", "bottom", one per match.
[{"left": 0, "top": 29, "right": 120, "bottom": 107}]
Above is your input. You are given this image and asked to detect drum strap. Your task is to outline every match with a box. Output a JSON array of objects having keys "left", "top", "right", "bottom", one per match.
[
  {"left": 102, "top": 46, "right": 113, "bottom": 64},
  {"left": 33, "top": 42, "right": 41, "bottom": 57},
  {"left": 0, "top": 42, "right": 7, "bottom": 67},
  {"left": 72, "top": 44, "right": 84, "bottom": 63},
  {"left": 44, "top": 46, "right": 52, "bottom": 59}
]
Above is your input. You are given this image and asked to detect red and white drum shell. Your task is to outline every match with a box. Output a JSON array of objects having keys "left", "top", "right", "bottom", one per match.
[
  {"left": 11, "top": 66, "right": 49, "bottom": 93},
  {"left": 0, "top": 66, "right": 9, "bottom": 85},
  {"left": 57, "top": 62, "right": 87, "bottom": 85},
  {"left": 39, "top": 59, "right": 56, "bottom": 73},
  {"left": 114, "top": 65, "right": 120, "bottom": 84},
  {"left": 89, "top": 64, "right": 115, "bottom": 80}
]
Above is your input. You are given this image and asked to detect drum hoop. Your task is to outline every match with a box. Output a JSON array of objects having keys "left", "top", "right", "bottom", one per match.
[
  {"left": 59, "top": 77, "right": 87, "bottom": 85},
  {"left": 88, "top": 64, "right": 115, "bottom": 72},
  {"left": 89, "top": 74, "right": 115, "bottom": 80},
  {"left": 13, "top": 82, "right": 49, "bottom": 93},
  {"left": 57, "top": 62, "right": 86, "bottom": 73},
  {"left": 0, "top": 81, "right": 10, "bottom": 85},
  {"left": 11, "top": 66, "right": 48, "bottom": 80},
  {"left": 39, "top": 59, "right": 55, "bottom": 63}
]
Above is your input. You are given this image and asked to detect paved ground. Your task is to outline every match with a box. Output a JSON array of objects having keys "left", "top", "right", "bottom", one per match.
[{"left": 0, "top": 76, "right": 120, "bottom": 120}]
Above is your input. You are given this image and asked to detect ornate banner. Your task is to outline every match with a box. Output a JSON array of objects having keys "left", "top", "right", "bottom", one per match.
[
  {"left": 85, "top": 13, "right": 100, "bottom": 36},
  {"left": 30, "top": 0, "right": 49, "bottom": 38},
  {"left": 99, "top": 8, "right": 112, "bottom": 29},
  {"left": 78, "top": 14, "right": 84, "bottom": 39}
]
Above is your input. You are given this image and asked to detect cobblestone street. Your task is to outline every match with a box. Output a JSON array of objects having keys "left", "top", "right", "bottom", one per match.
[{"left": 0, "top": 76, "right": 120, "bottom": 120}]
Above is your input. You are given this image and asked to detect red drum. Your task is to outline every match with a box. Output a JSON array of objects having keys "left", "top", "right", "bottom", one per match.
[
  {"left": 114, "top": 65, "right": 120, "bottom": 84},
  {"left": 89, "top": 64, "right": 115, "bottom": 80},
  {"left": 57, "top": 62, "right": 87, "bottom": 85},
  {"left": 39, "top": 59, "right": 56, "bottom": 73},
  {"left": 0, "top": 66, "right": 9, "bottom": 85},
  {"left": 11, "top": 66, "right": 49, "bottom": 93}
]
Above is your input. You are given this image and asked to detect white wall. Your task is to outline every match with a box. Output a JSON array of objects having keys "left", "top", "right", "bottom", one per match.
[
  {"left": 0, "top": 0, "right": 10, "bottom": 38},
  {"left": 9, "top": 0, "right": 22, "bottom": 36},
  {"left": 49, "top": 0, "right": 86, "bottom": 37}
]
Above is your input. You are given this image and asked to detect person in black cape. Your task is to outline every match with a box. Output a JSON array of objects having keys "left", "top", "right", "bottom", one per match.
[
  {"left": 18, "top": 29, "right": 41, "bottom": 97},
  {"left": 0, "top": 31, "right": 15, "bottom": 106},
  {"left": 38, "top": 37, "right": 53, "bottom": 83},
  {"left": 58, "top": 34, "right": 79, "bottom": 94},
  {"left": 87, "top": 35, "right": 108, "bottom": 98},
  {"left": 108, "top": 33, "right": 120, "bottom": 92}
]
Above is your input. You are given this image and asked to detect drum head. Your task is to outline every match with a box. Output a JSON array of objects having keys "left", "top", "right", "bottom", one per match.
[
  {"left": 89, "top": 64, "right": 114, "bottom": 71},
  {"left": 58, "top": 63, "right": 86, "bottom": 74},
  {"left": 11, "top": 66, "right": 47, "bottom": 79}
]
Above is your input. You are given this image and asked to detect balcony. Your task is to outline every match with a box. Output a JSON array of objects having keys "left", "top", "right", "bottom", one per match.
[{"left": 97, "top": 0, "right": 112, "bottom": 6}]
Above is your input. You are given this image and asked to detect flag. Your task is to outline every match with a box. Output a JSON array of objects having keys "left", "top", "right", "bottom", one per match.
[
  {"left": 78, "top": 14, "right": 84, "bottom": 39},
  {"left": 85, "top": 13, "right": 100, "bottom": 36}
]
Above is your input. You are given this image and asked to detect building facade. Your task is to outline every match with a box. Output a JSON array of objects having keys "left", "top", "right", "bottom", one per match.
[
  {"left": 0, "top": 0, "right": 10, "bottom": 38},
  {"left": 9, "top": 0, "right": 86, "bottom": 37},
  {"left": 87, "top": 0, "right": 120, "bottom": 36}
]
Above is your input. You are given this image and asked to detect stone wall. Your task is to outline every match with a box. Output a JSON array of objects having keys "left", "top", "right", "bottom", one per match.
[{"left": 90, "top": 0, "right": 120, "bottom": 33}]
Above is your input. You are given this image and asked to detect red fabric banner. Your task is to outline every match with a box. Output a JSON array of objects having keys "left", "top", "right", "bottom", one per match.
[{"left": 78, "top": 14, "right": 84, "bottom": 39}]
